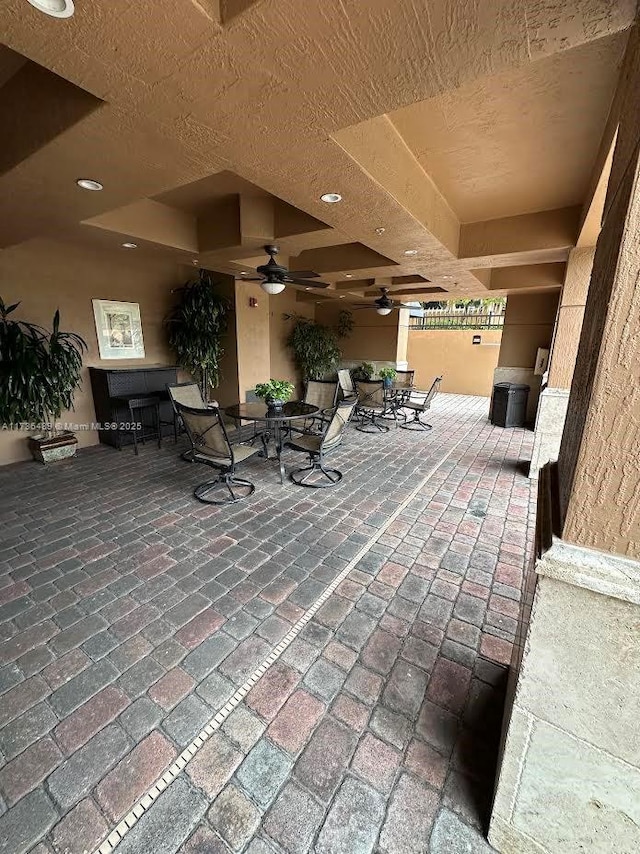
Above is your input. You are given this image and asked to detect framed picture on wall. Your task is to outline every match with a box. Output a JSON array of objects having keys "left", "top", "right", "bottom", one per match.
[{"left": 92, "top": 300, "right": 145, "bottom": 360}]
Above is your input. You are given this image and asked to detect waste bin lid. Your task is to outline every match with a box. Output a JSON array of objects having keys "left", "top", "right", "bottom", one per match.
[{"left": 494, "top": 382, "right": 530, "bottom": 392}]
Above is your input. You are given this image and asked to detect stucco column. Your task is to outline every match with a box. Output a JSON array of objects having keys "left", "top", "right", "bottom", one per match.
[
  {"left": 528, "top": 247, "right": 594, "bottom": 477},
  {"left": 490, "top": 24, "right": 640, "bottom": 854}
]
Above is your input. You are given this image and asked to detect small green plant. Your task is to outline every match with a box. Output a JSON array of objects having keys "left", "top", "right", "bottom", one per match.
[
  {"left": 352, "top": 362, "right": 374, "bottom": 382},
  {"left": 255, "top": 379, "right": 295, "bottom": 403},
  {"left": 378, "top": 367, "right": 397, "bottom": 381}
]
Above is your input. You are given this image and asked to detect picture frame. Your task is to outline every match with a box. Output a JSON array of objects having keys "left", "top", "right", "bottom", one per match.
[{"left": 92, "top": 300, "right": 145, "bottom": 360}]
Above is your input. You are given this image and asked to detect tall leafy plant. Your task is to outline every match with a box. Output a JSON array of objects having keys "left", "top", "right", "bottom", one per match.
[
  {"left": 0, "top": 298, "right": 87, "bottom": 435},
  {"left": 165, "top": 270, "right": 230, "bottom": 401},
  {"left": 285, "top": 310, "right": 353, "bottom": 381}
]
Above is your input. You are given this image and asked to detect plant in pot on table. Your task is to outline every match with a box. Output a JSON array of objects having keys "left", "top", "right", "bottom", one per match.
[
  {"left": 378, "top": 367, "right": 397, "bottom": 388},
  {"left": 254, "top": 379, "right": 295, "bottom": 411},
  {"left": 351, "top": 362, "right": 375, "bottom": 382},
  {"left": 0, "top": 298, "right": 87, "bottom": 463}
]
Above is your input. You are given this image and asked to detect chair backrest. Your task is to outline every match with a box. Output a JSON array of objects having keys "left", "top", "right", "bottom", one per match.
[
  {"left": 304, "top": 380, "right": 339, "bottom": 410},
  {"left": 337, "top": 369, "right": 355, "bottom": 395},
  {"left": 175, "top": 403, "right": 234, "bottom": 463},
  {"left": 322, "top": 399, "right": 358, "bottom": 451},
  {"left": 395, "top": 370, "right": 415, "bottom": 388},
  {"left": 355, "top": 380, "right": 385, "bottom": 408},
  {"left": 167, "top": 382, "right": 205, "bottom": 412},
  {"left": 410, "top": 376, "right": 442, "bottom": 412}
]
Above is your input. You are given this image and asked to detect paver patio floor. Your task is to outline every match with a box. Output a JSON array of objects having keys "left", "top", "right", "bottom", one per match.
[{"left": 0, "top": 394, "right": 535, "bottom": 854}]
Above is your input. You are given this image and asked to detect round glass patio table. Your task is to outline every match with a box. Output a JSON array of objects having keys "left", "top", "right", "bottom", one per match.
[{"left": 224, "top": 401, "right": 319, "bottom": 484}]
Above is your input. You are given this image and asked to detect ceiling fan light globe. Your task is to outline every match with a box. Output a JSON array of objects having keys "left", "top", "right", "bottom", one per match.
[
  {"left": 376, "top": 307, "right": 393, "bottom": 316},
  {"left": 261, "top": 280, "right": 286, "bottom": 295}
]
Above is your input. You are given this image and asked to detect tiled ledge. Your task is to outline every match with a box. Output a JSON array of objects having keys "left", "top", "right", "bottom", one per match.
[{"left": 537, "top": 538, "right": 640, "bottom": 607}]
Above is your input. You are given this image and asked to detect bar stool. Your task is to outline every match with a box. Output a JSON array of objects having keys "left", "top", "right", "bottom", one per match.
[{"left": 115, "top": 396, "right": 162, "bottom": 454}]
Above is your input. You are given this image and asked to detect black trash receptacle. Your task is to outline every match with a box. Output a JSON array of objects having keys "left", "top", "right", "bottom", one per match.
[{"left": 490, "top": 382, "right": 529, "bottom": 427}]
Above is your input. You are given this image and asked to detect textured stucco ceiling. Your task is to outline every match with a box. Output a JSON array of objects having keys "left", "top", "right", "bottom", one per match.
[
  {"left": 388, "top": 32, "right": 627, "bottom": 222},
  {"left": 0, "top": 0, "right": 635, "bottom": 301}
]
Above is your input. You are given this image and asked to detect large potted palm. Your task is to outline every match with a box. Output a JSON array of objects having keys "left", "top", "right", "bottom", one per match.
[
  {"left": 0, "top": 298, "right": 87, "bottom": 463},
  {"left": 164, "top": 270, "right": 230, "bottom": 401}
]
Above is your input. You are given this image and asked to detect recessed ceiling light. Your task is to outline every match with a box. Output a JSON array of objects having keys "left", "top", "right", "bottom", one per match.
[
  {"left": 305, "top": 287, "right": 311, "bottom": 291},
  {"left": 345, "top": 274, "right": 352, "bottom": 278},
  {"left": 26, "top": 0, "right": 74, "bottom": 18},
  {"left": 339, "top": 296, "right": 346, "bottom": 299},
  {"left": 403, "top": 249, "right": 418, "bottom": 256},
  {"left": 442, "top": 275, "right": 453, "bottom": 280},
  {"left": 122, "top": 243, "right": 138, "bottom": 250},
  {"left": 320, "top": 193, "right": 342, "bottom": 204},
  {"left": 76, "top": 178, "right": 103, "bottom": 191},
  {"left": 375, "top": 227, "right": 385, "bottom": 235}
]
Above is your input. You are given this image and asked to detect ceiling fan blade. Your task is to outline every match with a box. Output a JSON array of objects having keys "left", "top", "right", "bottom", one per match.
[
  {"left": 236, "top": 276, "right": 263, "bottom": 281},
  {"left": 286, "top": 270, "right": 320, "bottom": 278},
  {"left": 285, "top": 276, "right": 331, "bottom": 288}
]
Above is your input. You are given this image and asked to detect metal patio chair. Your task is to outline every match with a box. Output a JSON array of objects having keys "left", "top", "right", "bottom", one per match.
[
  {"left": 167, "top": 382, "right": 218, "bottom": 444},
  {"left": 397, "top": 376, "right": 442, "bottom": 431},
  {"left": 298, "top": 379, "right": 339, "bottom": 433},
  {"left": 355, "top": 379, "right": 393, "bottom": 432},
  {"left": 337, "top": 369, "right": 357, "bottom": 400},
  {"left": 175, "top": 403, "right": 260, "bottom": 504},
  {"left": 286, "top": 398, "right": 357, "bottom": 487}
]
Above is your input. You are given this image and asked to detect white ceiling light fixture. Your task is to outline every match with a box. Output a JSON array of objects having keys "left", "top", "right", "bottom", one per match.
[
  {"left": 260, "top": 281, "right": 286, "bottom": 295},
  {"left": 320, "top": 193, "right": 342, "bottom": 204},
  {"left": 76, "top": 178, "right": 103, "bottom": 191},
  {"left": 442, "top": 275, "right": 453, "bottom": 280},
  {"left": 345, "top": 274, "right": 352, "bottom": 278},
  {"left": 26, "top": 0, "right": 74, "bottom": 18},
  {"left": 376, "top": 307, "right": 393, "bottom": 316},
  {"left": 375, "top": 227, "right": 386, "bottom": 235},
  {"left": 122, "top": 242, "right": 137, "bottom": 249},
  {"left": 403, "top": 249, "right": 418, "bottom": 256}
]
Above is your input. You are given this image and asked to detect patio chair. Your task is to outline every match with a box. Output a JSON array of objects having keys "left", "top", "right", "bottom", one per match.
[
  {"left": 397, "top": 376, "right": 442, "bottom": 431},
  {"left": 286, "top": 399, "right": 357, "bottom": 487},
  {"left": 355, "top": 379, "right": 393, "bottom": 432},
  {"left": 299, "top": 379, "right": 339, "bottom": 433},
  {"left": 167, "top": 382, "right": 218, "bottom": 445},
  {"left": 394, "top": 369, "right": 415, "bottom": 389},
  {"left": 337, "top": 369, "right": 356, "bottom": 399},
  {"left": 175, "top": 403, "right": 260, "bottom": 504}
]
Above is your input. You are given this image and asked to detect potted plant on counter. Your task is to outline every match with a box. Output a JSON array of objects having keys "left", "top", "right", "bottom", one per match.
[
  {"left": 352, "top": 362, "right": 374, "bottom": 382},
  {"left": 378, "top": 367, "right": 397, "bottom": 389},
  {"left": 255, "top": 379, "right": 295, "bottom": 411},
  {"left": 0, "top": 298, "right": 87, "bottom": 463}
]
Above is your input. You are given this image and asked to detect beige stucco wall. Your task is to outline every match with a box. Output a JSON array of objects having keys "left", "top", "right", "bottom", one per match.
[
  {"left": 490, "top": 543, "right": 640, "bottom": 854},
  {"left": 0, "top": 238, "right": 189, "bottom": 466},
  {"left": 498, "top": 292, "right": 559, "bottom": 369},
  {"left": 315, "top": 302, "right": 400, "bottom": 363},
  {"left": 269, "top": 291, "right": 314, "bottom": 396},
  {"left": 558, "top": 24, "right": 640, "bottom": 559},
  {"left": 407, "top": 329, "right": 502, "bottom": 396},
  {"left": 547, "top": 247, "right": 594, "bottom": 389}
]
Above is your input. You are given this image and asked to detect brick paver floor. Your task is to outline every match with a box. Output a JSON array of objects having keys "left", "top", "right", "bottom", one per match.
[{"left": 0, "top": 394, "right": 535, "bottom": 854}]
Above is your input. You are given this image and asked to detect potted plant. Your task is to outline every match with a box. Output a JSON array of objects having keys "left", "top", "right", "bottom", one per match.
[
  {"left": 0, "top": 298, "right": 87, "bottom": 463},
  {"left": 352, "top": 362, "right": 375, "bottom": 382},
  {"left": 165, "top": 269, "right": 230, "bottom": 402},
  {"left": 378, "top": 367, "right": 397, "bottom": 388},
  {"left": 285, "top": 310, "right": 353, "bottom": 381},
  {"left": 255, "top": 379, "right": 295, "bottom": 411}
]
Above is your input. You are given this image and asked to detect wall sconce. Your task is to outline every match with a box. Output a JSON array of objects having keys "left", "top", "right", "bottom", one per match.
[{"left": 249, "top": 297, "right": 258, "bottom": 308}]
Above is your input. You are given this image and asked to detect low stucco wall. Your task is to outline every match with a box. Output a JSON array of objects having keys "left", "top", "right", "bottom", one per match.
[
  {"left": 407, "top": 328, "right": 502, "bottom": 396},
  {"left": 490, "top": 540, "right": 640, "bottom": 854}
]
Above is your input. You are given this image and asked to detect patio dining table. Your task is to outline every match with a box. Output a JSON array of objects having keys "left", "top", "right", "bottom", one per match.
[{"left": 224, "top": 400, "right": 319, "bottom": 484}]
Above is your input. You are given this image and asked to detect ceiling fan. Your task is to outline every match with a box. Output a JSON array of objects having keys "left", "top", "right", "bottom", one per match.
[
  {"left": 237, "top": 245, "right": 331, "bottom": 295},
  {"left": 354, "top": 287, "right": 417, "bottom": 316}
]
